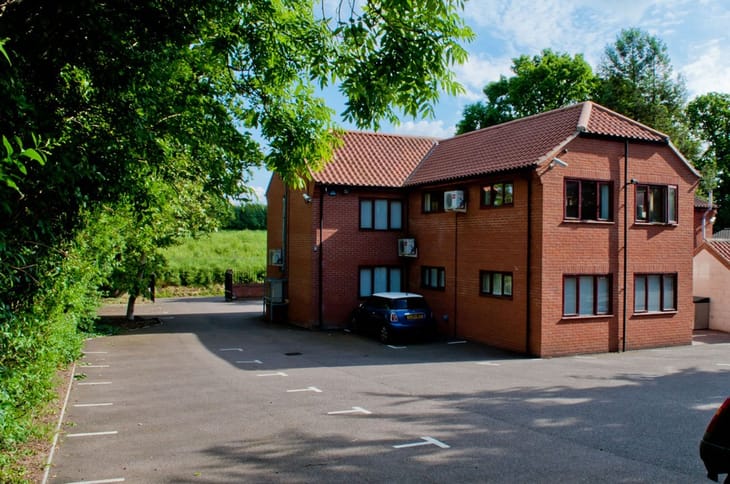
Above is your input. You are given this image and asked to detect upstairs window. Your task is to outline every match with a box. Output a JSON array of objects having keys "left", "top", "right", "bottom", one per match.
[
  {"left": 635, "top": 185, "right": 677, "bottom": 224},
  {"left": 421, "top": 266, "right": 445, "bottom": 290},
  {"left": 565, "top": 179, "right": 612, "bottom": 221},
  {"left": 360, "top": 199, "right": 402, "bottom": 230},
  {"left": 482, "top": 182, "right": 514, "bottom": 208},
  {"left": 423, "top": 191, "right": 443, "bottom": 213}
]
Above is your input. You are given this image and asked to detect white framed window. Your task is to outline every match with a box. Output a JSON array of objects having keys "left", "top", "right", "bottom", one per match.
[{"left": 635, "top": 185, "right": 678, "bottom": 224}]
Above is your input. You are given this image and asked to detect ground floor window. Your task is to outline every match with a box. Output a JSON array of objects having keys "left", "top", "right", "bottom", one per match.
[
  {"left": 421, "top": 266, "right": 445, "bottom": 290},
  {"left": 634, "top": 274, "right": 676, "bottom": 312},
  {"left": 563, "top": 275, "right": 611, "bottom": 316},
  {"left": 359, "top": 266, "right": 402, "bottom": 297},
  {"left": 480, "top": 271, "right": 513, "bottom": 297}
]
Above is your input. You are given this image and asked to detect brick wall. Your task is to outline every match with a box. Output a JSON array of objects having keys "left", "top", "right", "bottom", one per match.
[
  {"left": 408, "top": 176, "right": 529, "bottom": 352},
  {"left": 319, "top": 188, "right": 405, "bottom": 328},
  {"left": 537, "top": 137, "right": 697, "bottom": 356}
]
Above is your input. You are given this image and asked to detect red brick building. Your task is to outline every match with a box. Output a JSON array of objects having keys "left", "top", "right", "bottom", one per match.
[{"left": 266, "top": 102, "right": 701, "bottom": 356}]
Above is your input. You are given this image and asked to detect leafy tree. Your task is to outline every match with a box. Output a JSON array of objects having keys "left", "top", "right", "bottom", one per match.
[
  {"left": 225, "top": 203, "right": 268, "bottom": 231},
  {"left": 0, "top": 0, "right": 473, "bottom": 315},
  {"left": 687, "top": 92, "right": 730, "bottom": 228},
  {"left": 456, "top": 49, "right": 597, "bottom": 133},
  {"left": 0, "top": 1, "right": 473, "bottom": 462},
  {"left": 596, "top": 28, "right": 696, "bottom": 157}
]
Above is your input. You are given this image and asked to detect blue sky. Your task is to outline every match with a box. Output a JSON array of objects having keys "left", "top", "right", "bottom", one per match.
[{"left": 249, "top": 0, "right": 730, "bottom": 201}]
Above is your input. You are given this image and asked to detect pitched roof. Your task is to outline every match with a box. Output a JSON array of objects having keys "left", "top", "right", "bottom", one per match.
[
  {"left": 404, "top": 101, "right": 674, "bottom": 186},
  {"left": 703, "top": 239, "right": 730, "bottom": 270},
  {"left": 713, "top": 229, "right": 730, "bottom": 240},
  {"left": 695, "top": 196, "right": 718, "bottom": 209},
  {"left": 312, "top": 131, "right": 437, "bottom": 188}
]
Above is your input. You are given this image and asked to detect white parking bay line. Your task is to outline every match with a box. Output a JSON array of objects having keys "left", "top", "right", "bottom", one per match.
[
  {"left": 387, "top": 345, "right": 407, "bottom": 349},
  {"left": 83, "top": 351, "right": 108, "bottom": 355},
  {"left": 476, "top": 361, "right": 501, "bottom": 366},
  {"left": 717, "top": 363, "right": 730, "bottom": 367},
  {"left": 220, "top": 348, "right": 243, "bottom": 352},
  {"left": 327, "top": 407, "right": 372, "bottom": 415},
  {"left": 66, "top": 479, "right": 125, "bottom": 484},
  {"left": 83, "top": 365, "right": 110, "bottom": 368},
  {"left": 257, "top": 372, "right": 288, "bottom": 377},
  {"left": 78, "top": 381, "right": 112, "bottom": 386},
  {"left": 447, "top": 340, "right": 467, "bottom": 345},
  {"left": 287, "top": 386, "right": 322, "bottom": 393},
  {"left": 393, "top": 436, "right": 450, "bottom": 449},
  {"left": 236, "top": 360, "right": 263, "bottom": 364},
  {"left": 67, "top": 431, "right": 118, "bottom": 438},
  {"left": 73, "top": 403, "right": 114, "bottom": 407}
]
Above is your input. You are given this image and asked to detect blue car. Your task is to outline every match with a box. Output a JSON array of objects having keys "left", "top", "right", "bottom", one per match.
[{"left": 350, "top": 292, "right": 436, "bottom": 344}]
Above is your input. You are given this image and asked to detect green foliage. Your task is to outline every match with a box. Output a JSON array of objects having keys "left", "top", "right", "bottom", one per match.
[
  {"left": 0, "top": 1, "right": 472, "bottom": 475},
  {"left": 158, "top": 230, "right": 266, "bottom": 287},
  {"left": 596, "top": 28, "right": 693, "bottom": 155},
  {"left": 224, "top": 203, "right": 267, "bottom": 230},
  {"left": 456, "top": 49, "right": 597, "bottom": 134},
  {"left": 687, "top": 92, "right": 730, "bottom": 228}
]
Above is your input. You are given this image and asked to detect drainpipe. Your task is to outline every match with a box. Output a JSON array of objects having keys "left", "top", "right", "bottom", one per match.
[
  {"left": 318, "top": 187, "right": 324, "bottom": 329},
  {"left": 525, "top": 169, "right": 532, "bottom": 355},
  {"left": 702, "top": 190, "right": 714, "bottom": 241},
  {"left": 622, "top": 139, "right": 629, "bottom": 352},
  {"left": 453, "top": 210, "right": 459, "bottom": 338}
]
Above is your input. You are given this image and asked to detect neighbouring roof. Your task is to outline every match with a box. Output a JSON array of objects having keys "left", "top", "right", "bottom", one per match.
[
  {"left": 702, "top": 239, "right": 730, "bottom": 269},
  {"left": 404, "top": 101, "right": 679, "bottom": 186},
  {"left": 695, "top": 196, "right": 718, "bottom": 209},
  {"left": 713, "top": 229, "right": 730, "bottom": 240},
  {"left": 312, "top": 131, "right": 438, "bottom": 188}
]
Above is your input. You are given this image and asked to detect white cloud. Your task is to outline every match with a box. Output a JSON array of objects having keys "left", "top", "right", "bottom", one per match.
[
  {"left": 682, "top": 39, "right": 730, "bottom": 96},
  {"left": 391, "top": 119, "right": 455, "bottom": 139},
  {"left": 454, "top": 53, "right": 511, "bottom": 101}
]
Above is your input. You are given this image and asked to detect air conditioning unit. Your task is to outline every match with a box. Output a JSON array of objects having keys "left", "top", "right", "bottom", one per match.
[
  {"left": 444, "top": 190, "right": 466, "bottom": 212},
  {"left": 398, "top": 238, "right": 418, "bottom": 258}
]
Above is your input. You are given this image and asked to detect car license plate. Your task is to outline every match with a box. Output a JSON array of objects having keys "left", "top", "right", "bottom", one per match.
[{"left": 406, "top": 313, "right": 424, "bottom": 320}]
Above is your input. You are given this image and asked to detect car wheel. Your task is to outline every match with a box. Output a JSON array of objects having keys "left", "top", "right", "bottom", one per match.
[
  {"left": 379, "top": 324, "right": 391, "bottom": 344},
  {"left": 349, "top": 316, "right": 359, "bottom": 333}
]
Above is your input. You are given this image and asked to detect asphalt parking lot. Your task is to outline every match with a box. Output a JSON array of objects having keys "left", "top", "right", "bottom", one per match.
[{"left": 47, "top": 297, "right": 730, "bottom": 483}]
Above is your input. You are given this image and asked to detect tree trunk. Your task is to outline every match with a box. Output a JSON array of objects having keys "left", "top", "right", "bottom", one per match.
[{"left": 126, "top": 294, "right": 137, "bottom": 321}]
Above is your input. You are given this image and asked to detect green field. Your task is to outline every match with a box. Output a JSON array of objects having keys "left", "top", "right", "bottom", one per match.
[{"left": 158, "top": 230, "right": 266, "bottom": 291}]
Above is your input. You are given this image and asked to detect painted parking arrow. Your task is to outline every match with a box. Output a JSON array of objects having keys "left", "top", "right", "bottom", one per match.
[
  {"left": 393, "top": 436, "right": 450, "bottom": 449},
  {"left": 327, "top": 406, "right": 372, "bottom": 415}
]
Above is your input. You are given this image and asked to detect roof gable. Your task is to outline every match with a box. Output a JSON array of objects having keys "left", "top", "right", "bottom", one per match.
[
  {"left": 701, "top": 240, "right": 730, "bottom": 270},
  {"left": 312, "top": 131, "right": 437, "bottom": 188},
  {"left": 405, "top": 101, "right": 675, "bottom": 186}
]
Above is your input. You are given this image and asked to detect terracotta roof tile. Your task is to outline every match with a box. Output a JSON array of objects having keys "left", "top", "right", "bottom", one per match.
[
  {"left": 313, "top": 131, "right": 437, "bottom": 188},
  {"left": 695, "top": 196, "right": 718, "bottom": 209},
  {"left": 579, "top": 102, "right": 667, "bottom": 142},
  {"left": 405, "top": 102, "right": 670, "bottom": 186},
  {"left": 706, "top": 240, "right": 730, "bottom": 267}
]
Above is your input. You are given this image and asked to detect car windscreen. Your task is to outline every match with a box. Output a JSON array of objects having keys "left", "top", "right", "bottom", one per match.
[{"left": 392, "top": 298, "right": 428, "bottom": 310}]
